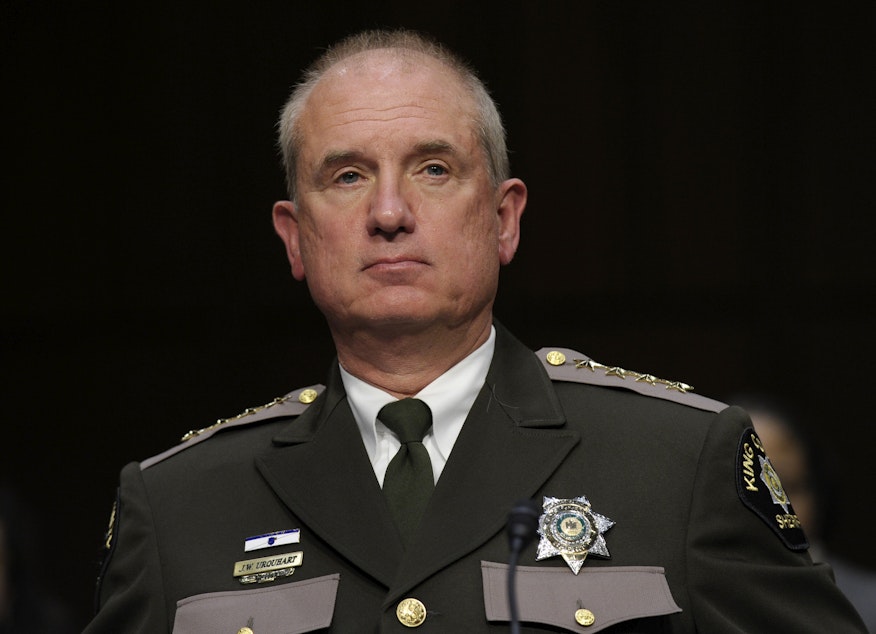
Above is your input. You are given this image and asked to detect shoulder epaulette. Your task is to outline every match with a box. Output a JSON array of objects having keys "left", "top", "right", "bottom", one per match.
[
  {"left": 535, "top": 347, "right": 725, "bottom": 413},
  {"left": 140, "top": 385, "right": 325, "bottom": 470}
]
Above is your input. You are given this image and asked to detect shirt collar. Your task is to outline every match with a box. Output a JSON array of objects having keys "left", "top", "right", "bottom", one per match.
[{"left": 340, "top": 326, "right": 496, "bottom": 462}]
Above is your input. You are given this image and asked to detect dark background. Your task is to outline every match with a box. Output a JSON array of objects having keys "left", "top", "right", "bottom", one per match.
[{"left": 3, "top": 2, "right": 874, "bottom": 629}]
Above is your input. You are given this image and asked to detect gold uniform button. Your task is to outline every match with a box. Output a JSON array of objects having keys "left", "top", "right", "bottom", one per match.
[
  {"left": 237, "top": 628, "right": 254, "bottom": 634},
  {"left": 544, "top": 350, "right": 566, "bottom": 365},
  {"left": 575, "top": 608, "right": 595, "bottom": 626},
  {"left": 298, "top": 388, "right": 318, "bottom": 404},
  {"left": 396, "top": 597, "right": 427, "bottom": 627},
  {"left": 546, "top": 350, "right": 567, "bottom": 366}
]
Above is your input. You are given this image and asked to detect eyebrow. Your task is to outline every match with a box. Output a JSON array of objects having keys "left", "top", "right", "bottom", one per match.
[
  {"left": 316, "top": 140, "right": 460, "bottom": 174},
  {"left": 317, "top": 150, "right": 365, "bottom": 174},
  {"left": 411, "top": 139, "right": 457, "bottom": 157}
]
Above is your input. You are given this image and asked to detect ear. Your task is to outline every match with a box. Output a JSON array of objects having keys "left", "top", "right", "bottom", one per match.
[
  {"left": 495, "top": 178, "right": 527, "bottom": 265},
  {"left": 272, "top": 200, "right": 307, "bottom": 281}
]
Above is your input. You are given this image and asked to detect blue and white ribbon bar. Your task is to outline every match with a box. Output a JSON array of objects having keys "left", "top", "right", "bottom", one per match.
[{"left": 244, "top": 528, "right": 300, "bottom": 552}]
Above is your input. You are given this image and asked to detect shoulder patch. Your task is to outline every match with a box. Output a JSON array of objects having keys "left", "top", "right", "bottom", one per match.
[
  {"left": 94, "top": 491, "right": 120, "bottom": 613},
  {"left": 735, "top": 427, "right": 809, "bottom": 551},
  {"left": 139, "top": 385, "right": 325, "bottom": 470},
  {"left": 536, "top": 347, "right": 726, "bottom": 413}
]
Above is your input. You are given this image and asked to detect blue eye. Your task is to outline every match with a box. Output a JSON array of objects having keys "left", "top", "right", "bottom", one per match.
[
  {"left": 425, "top": 164, "right": 447, "bottom": 176},
  {"left": 338, "top": 171, "right": 359, "bottom": 184}
]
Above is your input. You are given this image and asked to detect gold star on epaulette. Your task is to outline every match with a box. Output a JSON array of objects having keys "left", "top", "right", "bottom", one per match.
[
  {"left": 572, "top": 357, "right": 695, "bottom": 394},
  {"left": 181, "top": 394, "right": 298, "bottom": 442},
  {"left": 666, "top": 381, "right": 693, "bottom": 393},
  {"left": 573, "top": 359, "right": 603, "bottom": 371}
]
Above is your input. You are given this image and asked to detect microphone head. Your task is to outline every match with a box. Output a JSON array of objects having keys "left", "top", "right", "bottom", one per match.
[{"left": 507, "top": 498, "right": 541, "bottom": 552}]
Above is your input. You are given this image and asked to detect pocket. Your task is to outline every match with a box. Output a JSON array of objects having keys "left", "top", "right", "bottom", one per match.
[
  {"left": 481, "top": 562, "right": 680, "bottom": 633},
  {"left": 172, "top": 573, "right": 340, "bottom": 634}
]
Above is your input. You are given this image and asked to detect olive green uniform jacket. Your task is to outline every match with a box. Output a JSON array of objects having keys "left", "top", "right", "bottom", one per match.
[{"left": 85, "top": 325, "right": 867, "bottom": 632}]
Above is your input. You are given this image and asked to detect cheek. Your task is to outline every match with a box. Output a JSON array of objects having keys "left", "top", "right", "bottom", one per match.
[
  {"left": 456, "top": 211, "right": 501, "bottom": 261},
  {"left": 449, "top": 223, "right": 501, "bottom": 288},
  {"left": 297, "top": 217, "right": 332, "bottom": 262},
  {"left": 297, "top": 221, "right": 356, "bottom": 280}
]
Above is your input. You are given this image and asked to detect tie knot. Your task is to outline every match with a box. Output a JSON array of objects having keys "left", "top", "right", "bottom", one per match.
[{"left": 378, "top": 398, "right": 432, "bottom": 444}]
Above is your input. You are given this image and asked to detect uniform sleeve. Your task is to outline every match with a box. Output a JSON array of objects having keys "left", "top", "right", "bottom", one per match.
[
  {"left": 685, "top": 406, "right": 867, "bottom": 632},
  {"left": 83, "top": 461, "right": 171, "bottom": 634}
]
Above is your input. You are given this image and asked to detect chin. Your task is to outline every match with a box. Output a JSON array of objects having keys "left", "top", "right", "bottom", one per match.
[
  {"left": 326, "top": 290, "right": 488, "bottom": 333},
  {"left": 363, "top": 310, "right": 437, "bottom": 329}
]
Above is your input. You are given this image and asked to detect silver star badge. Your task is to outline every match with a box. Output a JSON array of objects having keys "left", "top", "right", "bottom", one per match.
[{"left": 536, "top": 495, "right": 615, "bottom": 574}]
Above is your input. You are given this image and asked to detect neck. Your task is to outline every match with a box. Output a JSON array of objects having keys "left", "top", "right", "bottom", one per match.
[{"left": 331, "top": 315, "right": 493, "bottom": 399}]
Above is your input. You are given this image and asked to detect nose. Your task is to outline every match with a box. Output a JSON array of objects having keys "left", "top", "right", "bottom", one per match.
[{"left": 366, "top": 177, "right": 416, "bottom": 236}]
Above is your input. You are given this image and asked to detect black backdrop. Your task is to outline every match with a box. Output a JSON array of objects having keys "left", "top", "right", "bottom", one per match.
[{"left": 3, "top": 2, "right": 875, "bottom": 629}]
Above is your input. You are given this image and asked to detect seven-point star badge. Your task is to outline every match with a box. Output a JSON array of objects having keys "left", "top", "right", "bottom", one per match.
[{"left": 536, "top": 495, "right": 615, "bottom": 574}]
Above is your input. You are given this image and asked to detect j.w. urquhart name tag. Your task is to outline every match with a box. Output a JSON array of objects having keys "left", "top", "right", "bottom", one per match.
[{"left": 233, "top": 551, "right": 303, "bottom": 584}]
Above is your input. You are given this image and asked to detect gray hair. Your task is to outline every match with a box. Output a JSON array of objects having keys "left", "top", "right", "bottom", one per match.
[{"left": 277, "top": 29, "right": 509, "bottom": 200}]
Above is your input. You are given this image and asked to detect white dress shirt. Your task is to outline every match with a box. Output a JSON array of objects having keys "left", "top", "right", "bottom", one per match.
[{"left": 340, "top": 326, "right": 496, "bottom": 487}]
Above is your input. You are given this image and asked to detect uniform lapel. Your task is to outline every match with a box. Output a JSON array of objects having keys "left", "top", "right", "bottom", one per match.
[
  {"left": 255, "top": 325, "right": 578, "bottom": 601},
  {"left": 255, "top": 364, "right": 404, "bottom": 587},
  {"left": 386, "top": 324, "right": 579, "bottom": 604}
]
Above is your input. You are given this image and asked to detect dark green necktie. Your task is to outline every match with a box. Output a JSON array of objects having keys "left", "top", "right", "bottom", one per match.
[{"left": 379, "top": 398, "right": 434, "bottom": 546}]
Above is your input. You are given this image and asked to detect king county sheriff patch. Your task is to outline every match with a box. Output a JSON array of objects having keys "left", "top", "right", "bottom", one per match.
[{"left": 736, "top": 427, "right": 808, "bottom": 551}]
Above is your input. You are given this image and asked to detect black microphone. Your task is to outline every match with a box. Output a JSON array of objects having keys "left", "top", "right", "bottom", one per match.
[{"left": 506, "top": 498, "right": 541, "bottom": 634}]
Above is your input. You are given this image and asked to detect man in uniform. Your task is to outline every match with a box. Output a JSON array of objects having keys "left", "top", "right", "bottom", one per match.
[{"left": 85, "top": 29, "right": 867, "bottom": 632}]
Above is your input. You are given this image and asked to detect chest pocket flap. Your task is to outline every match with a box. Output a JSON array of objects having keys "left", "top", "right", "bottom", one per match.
[
  {"left": 482, "top": 562, "right": 680, "bottom": 633},
  {"left": 172, "top": 573, "right": 339, "bottom": 634}
]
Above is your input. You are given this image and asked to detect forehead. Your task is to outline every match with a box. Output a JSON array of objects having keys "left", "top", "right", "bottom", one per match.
[
  {"left": 298, "top": 49, "right": 479, "bottom": 148},
  {"left": 317, "top": 48, "right": 470, "bottom": 103}
]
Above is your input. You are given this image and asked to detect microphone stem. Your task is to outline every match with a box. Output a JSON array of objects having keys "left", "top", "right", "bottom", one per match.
[{"left": 508, "top": 543, "right": 522, "bottom": 634}]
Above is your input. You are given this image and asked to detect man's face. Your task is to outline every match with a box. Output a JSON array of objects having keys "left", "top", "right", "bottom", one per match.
[{"left": 274, "top": 51, "right": 526, "bottom": 338}]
